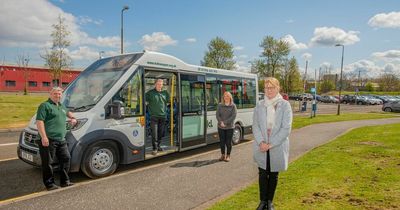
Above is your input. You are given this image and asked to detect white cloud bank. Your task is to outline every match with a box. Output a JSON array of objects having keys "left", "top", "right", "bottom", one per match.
[
  {"left": 281, "top": 34, "right": 307, "bottom": 50},
  {"left": 368, "top": 11, "right": 400, "bottom": 28},
  {"left": 138, "top": 32, "right": 177, "bottom": 51},
  {"left": 309, "top": 27, "right": 360, "bottom": 47}
]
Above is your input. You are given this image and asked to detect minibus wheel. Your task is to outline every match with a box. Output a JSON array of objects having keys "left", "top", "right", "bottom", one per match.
[
  {"left": 232, "top": 124, "right": 242, "bottom": 145},
  {"left": 81, "top": 141, "right": 119, "bottom": 178}
]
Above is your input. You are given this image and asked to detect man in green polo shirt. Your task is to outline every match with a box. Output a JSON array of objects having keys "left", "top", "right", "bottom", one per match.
[
  {"left": 36, "top": 87, "right": 77, "bottom": 190},
  {"left": 146, "top": 78, "right": 170, "bottom": 155}
]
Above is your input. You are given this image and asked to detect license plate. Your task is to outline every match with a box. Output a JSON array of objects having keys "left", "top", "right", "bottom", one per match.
[{"left": 21, "top": 151, "right": 33, "bottom": 162}]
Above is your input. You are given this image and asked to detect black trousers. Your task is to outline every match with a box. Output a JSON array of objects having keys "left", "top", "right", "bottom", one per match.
[
  {"left": 38, "top": 140, "right": 71, "bottom": 187},
  {"left": 218, "top": 128, "right": 233, "bottom": 155},
  {"left": 150, "top": 116, "right": 166, "bottom": 150},
  {"left": 258, "top": 151, "right": 279, "bottom": 202}
]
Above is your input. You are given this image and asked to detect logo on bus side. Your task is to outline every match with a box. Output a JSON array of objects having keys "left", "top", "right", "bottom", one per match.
[
  {"left": 207, "top": 119, "right": 213, "bottom": 128},
  {"left": 132, "top": 129, "right": 139, "bottom": 137}
]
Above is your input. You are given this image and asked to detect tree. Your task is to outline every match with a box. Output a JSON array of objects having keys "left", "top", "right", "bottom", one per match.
[
  {"left": 319, "top": 80, "right": 335, "bottom": 93},
  {"left": 259, "top": 36, "right": 290, "bottom": 77},
  {"left": 365, "top": 82, "right": 374, "bottom": 92},
  {"left": 201, "top": 37, "right": 236, "bottom": 70},
  {"left": 377, "top": 73, "right": 400, "bottom": 91},
  {"left": 250, "top": 59, "right": 267, "bottom": 77},
  {"left": 41, "top": 15, "right": 72, "bottom": 87},
  {"left": 16, "top": 54, "right": 30, "bottom": 95},
  {"left": 285, "top": 57, "right": 302, "bottom": 94}
]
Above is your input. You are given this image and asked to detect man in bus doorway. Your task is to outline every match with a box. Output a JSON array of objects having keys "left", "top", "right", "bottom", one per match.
[
  {"left": 146, "top": 78, "right": 170, "bottom": 155},
  {"left": 36, "top": 87, "right": 77, "bottom": 190}
]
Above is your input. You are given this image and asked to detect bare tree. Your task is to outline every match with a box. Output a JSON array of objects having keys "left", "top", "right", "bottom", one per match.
[
  {"left": 41, "top": 15, "right": 72, "bottom": 87},
  {"left": 16, "top": 54, "right": 30, "bottom": 95}
]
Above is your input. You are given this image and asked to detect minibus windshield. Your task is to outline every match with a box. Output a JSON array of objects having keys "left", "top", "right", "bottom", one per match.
[{"left": 62, "top": 54, "right": 142, "bottom": 112}]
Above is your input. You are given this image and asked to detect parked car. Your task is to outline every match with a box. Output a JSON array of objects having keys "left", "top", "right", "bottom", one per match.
[
  {"left": 341, "top": 95, "right": 356, "bottom": 104},
  {"left": 320, "top": 95, "right": 339, "bottom": 103},
  {"left": 382, "top": 100, "right": 400, "bottom": 112}
]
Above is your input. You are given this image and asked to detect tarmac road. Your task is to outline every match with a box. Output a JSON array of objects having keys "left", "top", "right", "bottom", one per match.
[{"left": 1, "top": 118, "right": 399, "bottom": 210}]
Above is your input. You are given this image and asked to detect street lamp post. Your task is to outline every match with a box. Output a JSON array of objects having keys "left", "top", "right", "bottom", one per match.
[
  {"left": 121, "top": 5, "right": 129, "bottom": 54},
  {"left": 335, "top": 44, "right": 344, "bottom": 115}
]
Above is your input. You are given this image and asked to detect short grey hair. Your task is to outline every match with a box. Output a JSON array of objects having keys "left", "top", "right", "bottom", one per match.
[{"left": 50, "top": 86, "right": 64, "bottom": 93}]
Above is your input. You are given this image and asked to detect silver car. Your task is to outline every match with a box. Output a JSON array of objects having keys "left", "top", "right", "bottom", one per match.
[{"left": 382, "top": 100, "right": 400, "bottom": 112}]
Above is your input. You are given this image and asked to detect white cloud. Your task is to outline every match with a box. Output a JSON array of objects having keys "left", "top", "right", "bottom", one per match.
[
  {"left": 185, "top": 38, "right": 196, "bottom": 43},
  {"left": 0, "top": 0, "right": 119, "bottom": 49},
  {"left": 233, "top": 62, "right": 251, "bottom": 72},
  {"left": 138, "top": 32, "right": 177, "bottom": 51},
  {"left": 69, "top": 46, "right": 118, "bottom": 60},
  {"left": 233, "top": 46, "right": 244, "bottom": 51},
  {"left": 371, "top": 50, "right": 400, "bottom": 62},
  {"left": 281, "top": 34, "right": 307, "bottom": 50},
  {"left": 343, "top": 59, "right": 400, "bottom": 78},
  {"left": 77, "top": 16, "right": 103, "bottom": 26},
  {"left": 239, "top": 55, "right": 248, "bottom": 59},
  {"left": 302, "top": 53, "right": 312, "bottom": 60},
  {"left": 368, "top": 12, "right": 400, "bottom": 28},
  {"left": 309, "top": 27, "right": 360, "bottom": 46},
  {"left": 286, "top": 19, "right": 294, "bottom": 24}
]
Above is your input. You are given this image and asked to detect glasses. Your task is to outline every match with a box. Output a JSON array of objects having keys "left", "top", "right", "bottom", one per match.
[{"left": 264, "top": 86, "right": 276, "bottom": 91}]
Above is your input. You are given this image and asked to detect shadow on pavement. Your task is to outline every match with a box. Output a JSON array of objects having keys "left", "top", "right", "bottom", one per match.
[{"left": 170, "top": 159, "right": 220, "bottom": 168}]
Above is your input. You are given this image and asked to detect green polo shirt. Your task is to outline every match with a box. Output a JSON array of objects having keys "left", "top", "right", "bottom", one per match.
[
  {"left": 145, "top": 88, "right": 170, "bottom": 118},
  {"left": 36, "top": 99, "right": 68, "bottom": 141}
]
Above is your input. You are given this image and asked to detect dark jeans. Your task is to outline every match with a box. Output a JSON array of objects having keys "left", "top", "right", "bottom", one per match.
[
  {"left": 258, "top": 151, "right": 279, "bottom": 202},
  {"left": 218, "top": 128, "right": 233, "bottom": 155},
  {"left": 38, "top": 140, "right": 71, "bottom": 187},
  {"left": 150, "top": 116, "right": 166, "bottom": 150}
]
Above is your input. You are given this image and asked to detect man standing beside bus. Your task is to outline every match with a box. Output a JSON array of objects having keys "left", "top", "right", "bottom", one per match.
[
  {"left": 146, "top": 79, "right": 169, "bottom": 155},
  {"left": 36, "top": 87, "right": 77, "bottom": 190}
]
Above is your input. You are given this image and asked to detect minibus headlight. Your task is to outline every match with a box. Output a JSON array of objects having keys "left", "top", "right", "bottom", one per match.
[{"left": 70, "top": 118, "right": 88, "bottom": 131}]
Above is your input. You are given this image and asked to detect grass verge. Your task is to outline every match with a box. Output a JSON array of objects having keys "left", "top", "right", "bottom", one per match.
[
  {"left": 208, "top": 123, "right": 400, "bottom": 210},
  {"left": 0, "top": 94, "right": 47, "bottom": 128}
]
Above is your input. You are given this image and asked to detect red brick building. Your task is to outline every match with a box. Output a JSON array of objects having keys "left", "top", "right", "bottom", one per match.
[{"left": 0, "top": 65, "right": 82, "bottom": 92}]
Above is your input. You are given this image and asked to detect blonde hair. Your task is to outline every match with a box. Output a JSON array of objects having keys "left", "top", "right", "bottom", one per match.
[
  {"left": 264, "top": 77, "right": 280, "bottom": 91},
  {"left": 221, "top": 91, "right": 234, "bottom": 105}
]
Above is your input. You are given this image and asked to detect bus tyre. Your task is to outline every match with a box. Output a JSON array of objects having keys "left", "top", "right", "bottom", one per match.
[
  {"left": 81, "top": 141, "right": 119, "bottom": 178},
  {"left": 232, "top": 124, "right": 242, "bottom": 145}
]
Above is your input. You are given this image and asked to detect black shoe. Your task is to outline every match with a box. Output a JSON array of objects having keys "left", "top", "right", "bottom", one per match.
[
  {"left": 256, "top": 201, "right": 267, "bottom": 210},
  {"left": 46, "top": 184, "right": 60, "bottom": 191},
  {"left": 61, "top": 181, "right": 74, "bottom": 188},
  {"left": 157, "top": 147, "right": 163, "bottom": 152},
  {"left": 267, "top": 200, "right": 274, "bottom": 210}
]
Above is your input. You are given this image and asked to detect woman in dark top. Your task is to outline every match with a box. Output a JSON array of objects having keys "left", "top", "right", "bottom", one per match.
[{"left": 216, "top": 91, "right": 237, "bottom": 162}]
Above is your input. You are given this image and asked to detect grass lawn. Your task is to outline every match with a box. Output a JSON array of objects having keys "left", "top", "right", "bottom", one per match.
[
  {"left": 209, "top": 123, "right": 400, "bottom": 210},
  {"left": 293, "top": 113, "right": 398, "bottom": 129},
  {"left": 0, "top": 94, "right": 47, "bottom": 128}
]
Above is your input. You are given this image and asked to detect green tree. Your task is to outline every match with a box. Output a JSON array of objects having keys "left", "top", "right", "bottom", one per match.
[
  {"left": 365, "top": 82, "right": 374, "bottom": 92},
  {"left": 259, "top": 36, "right": 290, "bottom": 77},
  {"left": 319, "top": 80, "right": 335, "bottom": 93},
  {"left": 41, "top": 15, "right": 72, "bottom": 87},
  {"left": 286, "top": 57, "right": 302, "bottom": 93},
  {"left": 201, "top": 37, "right": 235, "bottom": 70}
]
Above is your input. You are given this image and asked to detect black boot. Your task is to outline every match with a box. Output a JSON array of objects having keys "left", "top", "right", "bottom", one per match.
[
  {"left": 256, "top": 201, "right": 267, "bottom": 210},
  {"left": 267, "top": 200, "right": 274, "bottom": 210}
]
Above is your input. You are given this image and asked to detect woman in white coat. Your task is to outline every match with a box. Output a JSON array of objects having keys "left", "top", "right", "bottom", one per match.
[{"left": 252, "top": 77, "right": 293, "bottom": 210}]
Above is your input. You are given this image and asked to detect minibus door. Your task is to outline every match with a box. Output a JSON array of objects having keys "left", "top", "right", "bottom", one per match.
[{"left": 179, "top": 73, "right": 207, "bottom": 150}]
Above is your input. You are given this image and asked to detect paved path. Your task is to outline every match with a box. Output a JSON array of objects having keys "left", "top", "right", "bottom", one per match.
[{"left": 1, "top": 118, "right": 400, "bottom": 210}]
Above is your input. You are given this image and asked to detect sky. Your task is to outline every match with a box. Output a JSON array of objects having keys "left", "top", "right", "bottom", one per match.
[{"left": 1, "top": 0, "right": 400, "bottom": 79}]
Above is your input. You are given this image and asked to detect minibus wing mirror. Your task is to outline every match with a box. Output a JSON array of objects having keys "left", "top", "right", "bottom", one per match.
[{"left": 109, "top": 101, "right": 125, "bottom": 119}]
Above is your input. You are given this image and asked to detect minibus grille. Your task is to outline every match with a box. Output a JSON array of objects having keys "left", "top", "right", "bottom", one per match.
[{"left": 23, "top": 132, "right": 39, "bottom": 147}]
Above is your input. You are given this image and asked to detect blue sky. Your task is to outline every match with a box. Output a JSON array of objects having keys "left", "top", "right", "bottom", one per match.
[{"left": 1, "top": 0, "right": 400, "bottom": 79}]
